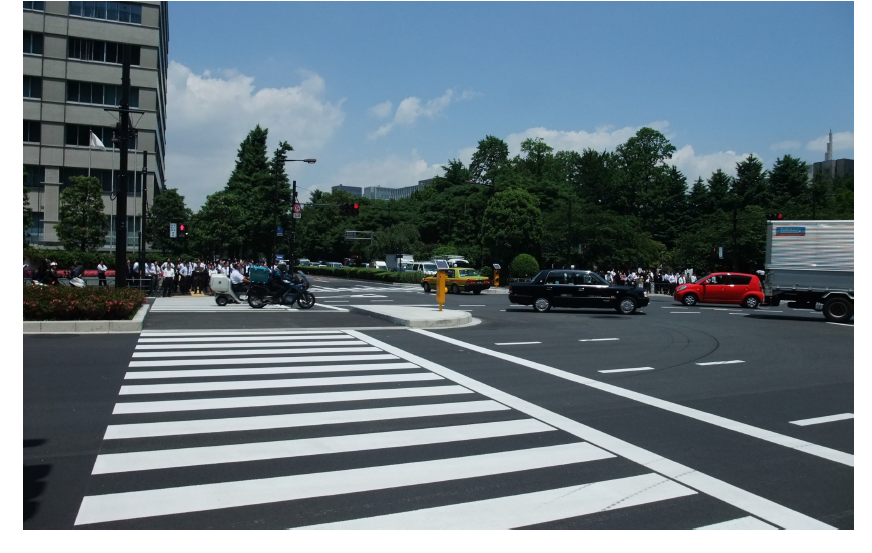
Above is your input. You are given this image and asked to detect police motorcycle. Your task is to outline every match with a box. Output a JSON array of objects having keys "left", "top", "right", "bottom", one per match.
[{"left": 247, "top": 263, "right": 315, "bottom": 309}]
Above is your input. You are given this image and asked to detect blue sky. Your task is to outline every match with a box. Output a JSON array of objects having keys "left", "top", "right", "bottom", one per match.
[{"left": 165, "top": 1, "right": 855, "bottom": 208}]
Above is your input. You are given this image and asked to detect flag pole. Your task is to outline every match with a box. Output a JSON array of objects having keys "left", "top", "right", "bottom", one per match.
[{"left": 88, "top": 128, "right": 92, "bottom": 177}]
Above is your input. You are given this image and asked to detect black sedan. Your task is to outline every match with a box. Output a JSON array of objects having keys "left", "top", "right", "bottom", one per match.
[{"left": 508, "top": 269, "right": 650, "bottom": 314}]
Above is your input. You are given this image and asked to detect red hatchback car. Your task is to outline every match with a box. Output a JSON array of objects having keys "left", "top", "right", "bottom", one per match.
[{"left": 673, "top": 272, "right": 764, "bottom": 308}]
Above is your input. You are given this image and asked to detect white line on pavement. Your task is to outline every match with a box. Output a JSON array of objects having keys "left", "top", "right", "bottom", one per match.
[
  {"left": 352, "top": 330, "right": 836, "bottom": 529},
  {"left": 789, "top": 413, "right": 854, "bottom": 426},
  {"left": 494, "top": 342, "right": 541, "bottom": 346},
  {"left": 134, "top": 340, "right": 364, "bottom": 350},
  {"left": 696, "top": 360, "right": 745, "bottom": 366},
  {"left": 313, "top": 303, "right": 350, "bottom": 311},
  {"left": 297, "top": 473, "right": 695, "bottom": 530},
  {"left": 128, "top": 353, "right": 399, "bottom": 368},
  {"left": 670, "top": 312, "right": 700, "bottom": 314},
  {"left": 92, "top": 419, "right": 555, "bottom": 474},
  {"left": 137, "top": 335, "right": 351, "bottom": 343},
  {"left": 827, "top": 322, "right": 853, "bottom": 327},
  {"left": 140, "top": 330, "right": 343, "bottom": 337},
  {"left": 598, "top": 367, "right": 655, "bottom": 374},
  {"left": 460, "top": 305, "right": 486, "bottom": 307},
  {"left": 579, "top": 338, "right": 619, "bottom": 342},
  {"left": 401, "top": 330, "right": 853, "bottom": 469},
  {"left": 124, "top": 362, "right": 420, "bottom": 380},
  {"left": 103, "top": 400, "right": 509, "bottom": 440},
  {"left": 695, "top": 516, "right": 777, "bottom": 530},
  {"left": 131, "top": 346, "right": 380, "bottom": 358},
  {"left": 75, "top": 443, "right": 612, "bottom": 525}
]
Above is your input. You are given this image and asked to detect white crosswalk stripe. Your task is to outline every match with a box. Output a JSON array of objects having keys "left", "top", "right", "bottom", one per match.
[
  {"left": 307, "top": 284, "right": 422, "bottom": 294},
  {"left": 148, "top": 297, "right": 340, "bottom": 313},
  {"left": 74, "top": 329, "right": 805, "bottom": 529}
]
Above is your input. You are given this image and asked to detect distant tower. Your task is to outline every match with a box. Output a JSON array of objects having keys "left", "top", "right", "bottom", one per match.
[{"left": 825, "top": 129, "right": 833, "bottom": 161}]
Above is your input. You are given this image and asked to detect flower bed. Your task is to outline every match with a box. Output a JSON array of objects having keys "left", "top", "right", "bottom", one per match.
[{"left": 24, "top": 286, "right": 146, "bottom": 321}]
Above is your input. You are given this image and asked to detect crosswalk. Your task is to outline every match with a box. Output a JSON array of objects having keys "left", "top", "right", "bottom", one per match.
[
  {"left": 307, "top": 283, "right": 422, "bottom": 294},
  {"left": 74, "top": 329, "right": 802, "bottom": 529},
  {"left": 148, "top": 297, "right": 341, "bottom": 313}
]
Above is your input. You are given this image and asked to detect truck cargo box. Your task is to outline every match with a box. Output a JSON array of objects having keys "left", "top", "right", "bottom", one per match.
[{"left": 765, "top": 220, "right": 853, "bottom": 293}]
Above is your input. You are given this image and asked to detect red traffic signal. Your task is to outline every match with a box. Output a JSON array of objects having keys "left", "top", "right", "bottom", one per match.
[{"left": 766, "top": 213, "right": 784, "bottom": 220}]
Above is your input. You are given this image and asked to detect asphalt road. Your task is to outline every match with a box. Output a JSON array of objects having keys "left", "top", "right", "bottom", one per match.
[{"left": 23, "top": 276, "right": 853, "bottom": 529}]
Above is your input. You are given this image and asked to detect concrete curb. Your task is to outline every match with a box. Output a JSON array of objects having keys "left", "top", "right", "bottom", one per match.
[
  {"left": 23, "top": 304, "right": 150, "bottom": 334},
  {"left": 346, "top": 305, "right": 472, "bottom": 328}
]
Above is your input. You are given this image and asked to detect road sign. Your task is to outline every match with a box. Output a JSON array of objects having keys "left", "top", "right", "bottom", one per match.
[
  {"left": 169, "top": 223, "right": 177, "bottom": 238},
  {"left": 293, "top": 203, "right": 302, "bottom": 213},
  {"left": 277, "top": 226, "right": 283, "bottom": 237},
  {"left": 293, "top": 213, "right": 301, "bottom": 219},
  {"left": 718, "top": 247, "right": 724, "bottom": 259}
]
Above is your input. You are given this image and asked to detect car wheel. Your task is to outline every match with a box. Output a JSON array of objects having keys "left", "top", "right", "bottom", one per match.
[
  {"left": 451, "top": 284, "right": 460, "bottom": 294},
  {"left": 533, "top": 297, "right": 551, "bottom": 313},
  {"left": 743, "top": 296, "right": 760, "bottom": 309},
  {"left": 423, "top": 282, "right": 431, "bottom": 293},
  {"left": 822, "top": 297, "right": 853, "bottom": 323},
  {"left": 215, "top": 295, "right": 228, "bottom": 306},
  {"left": 616, "top": 297, "right": 637, "bottom": 315},
  {"left": 473, "top": 289, "right": 482, "bottom": 295},
  {"left": 682, "top": 293, "right": 698, "bottom": 306}
]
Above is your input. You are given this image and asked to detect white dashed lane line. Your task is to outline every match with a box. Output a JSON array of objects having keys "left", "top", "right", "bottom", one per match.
[
  {"left": 598, "top": 367, "right": 655, "bottom": 374},
  {"left": 789, "top": 413, "right": 854, "bottom": 426},
  {"left": 494, "top": 342, "right": 542, "bottom": 346},
  {"left": 696, "top": 360, "right": 745, "bottom": 366},
  {"left": 579, "top": 338, "right": 620, "bottom": 342}
]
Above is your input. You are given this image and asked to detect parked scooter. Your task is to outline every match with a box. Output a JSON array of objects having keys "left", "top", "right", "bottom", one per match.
[
  {"left": 247, "top": 270, "right": 315, "bottom": 309},
  {"left": 210, "top": 274, "right": 249, "bottom": 306}
]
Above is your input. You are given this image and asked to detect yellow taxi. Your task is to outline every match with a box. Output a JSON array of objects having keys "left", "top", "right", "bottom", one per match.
[{"left": 422, "top": 268, "right": 492, "bottom": 295}]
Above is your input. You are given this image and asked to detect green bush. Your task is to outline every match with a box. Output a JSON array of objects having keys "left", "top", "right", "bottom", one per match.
[
  {"left": 24, "top": 286, "right": 146, "bottom": 321},
  {"left": 479, "top": 266, "right": 493, "bottom": 278},
  {"left": 510, "top": 253, "right": 539, "bottom": 279}
]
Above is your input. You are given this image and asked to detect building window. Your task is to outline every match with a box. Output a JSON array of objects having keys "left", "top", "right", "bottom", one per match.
[
  {"left": 68, "top": 38, "right": 140, "bottom": 65},
  {"left": 24, "top": 2, "right": 45, "bottom": 11},
  {"left": 24, "top": 32, "right": 43, "bottom": 55},
  {"left": 23, "top": 120, "right": 41, "bottom": 143},
  {"left": 24, "top": 165, "right": 46, "bottom": 190},
  {"left": 25, "top": 212, "right": 44, "bottom": 245},
  {"left": 67, "top": 81, "right": 139, "bottom": 107},
  {"left": 65, "top": 124, "right": 137, "bottom": 150},
  {"left": 69, "top": 2, "right": 142, "bottom": 25},
  {"left": 24, "top": 76, "right": 42, "bottom": 99}
]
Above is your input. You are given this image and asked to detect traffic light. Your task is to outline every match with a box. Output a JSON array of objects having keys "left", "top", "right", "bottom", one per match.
[
  {"left": 340, "top": 203, "right": 360, "bottom": 216},
  {"left": 178, "top": 223, "right": 187, "bottom": 238},
  {"left": 766, "top": 213, "right": 785, "bottom": 220}
]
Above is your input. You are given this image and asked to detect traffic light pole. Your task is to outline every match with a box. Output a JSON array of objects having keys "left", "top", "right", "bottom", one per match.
[
  {"left": 114, "top": 45, "right": 131, "bottom": 288},
  {"left": 291, "top": 180, "right": 297, "bottom": 268},
  {"left": 139, "top": 150, "right": 148, "bottom": 285}
]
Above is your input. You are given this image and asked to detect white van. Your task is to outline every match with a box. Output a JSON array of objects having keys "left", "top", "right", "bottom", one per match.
[{"left": 409, "top": 262, "right": 438, "bottom": 276}]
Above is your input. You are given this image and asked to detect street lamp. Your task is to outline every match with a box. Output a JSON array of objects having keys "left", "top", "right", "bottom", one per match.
[{"left": 272, "top": 158, "right": 316, "bottom": 267}]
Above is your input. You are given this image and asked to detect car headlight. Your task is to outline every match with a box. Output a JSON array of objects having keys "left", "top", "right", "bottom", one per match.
[{"left": 677, "top": 285, "right": 687, "bottom": 292}]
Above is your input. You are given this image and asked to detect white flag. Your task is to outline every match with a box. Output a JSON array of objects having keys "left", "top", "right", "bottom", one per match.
[{"left": 89, "top": 131, "right": 106, "bottom": 150}]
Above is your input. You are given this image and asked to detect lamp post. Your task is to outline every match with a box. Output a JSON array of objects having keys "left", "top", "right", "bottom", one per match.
[{"left": 272, "top": 157, "right": 316, "bottom": 267}]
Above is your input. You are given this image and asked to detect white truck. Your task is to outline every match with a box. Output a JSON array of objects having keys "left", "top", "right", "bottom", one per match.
[
  {"left": 385, "top": 254, "right": 414, "bottom": 271},
  {"left": 764, "top": 220, "right": 853, "bottom": 323}
]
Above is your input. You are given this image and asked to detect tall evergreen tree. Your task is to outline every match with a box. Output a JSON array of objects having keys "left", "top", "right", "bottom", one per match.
[
  {"left": 767, "top": 154, "right": 809, "bottom": 210},
  {"left": 732, "top": 154, "right": 768, "bottom": 208},
  {"left": 56, "top": 176, "right": 108, "bottom": 252}
]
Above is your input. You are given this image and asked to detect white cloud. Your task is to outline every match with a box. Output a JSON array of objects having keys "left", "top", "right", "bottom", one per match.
[
  {"left": 324, "top": 151, "right": 444, "bottom": 197},
  {"left": 770, "top": 140, "right": 802, "bottom": 151},
  {"left": 806, "top": 131, "right": 854, "bottom": 154},
  {"left": 668, "top": 145, "right": 751, "bottom": 181},
  {"left": 368, "top": 88, "right": 477, "bottom": 139},
  {"left": 368, "top": 100, "right": 393, "bottom": 119},
  {"left": 504, "top": 121, "right": 672, "bottom": 157},
  {"left": 166, "top": 61, "right": 345, "bottom": 208}
]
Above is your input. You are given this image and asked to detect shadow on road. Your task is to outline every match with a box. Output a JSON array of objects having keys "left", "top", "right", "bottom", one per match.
[{"left": 24, "top": 439, "right": 50, "bottom": 522}]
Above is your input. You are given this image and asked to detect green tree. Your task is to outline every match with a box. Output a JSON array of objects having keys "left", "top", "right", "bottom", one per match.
[
  {"left": 767, "top": 154, "right": 809, "bottom": 210},
  {"left": 188, "top": 190, "right": 244, "bottom": 258},
  {"left": 145, "top": 188, "right": 193, "bottom": 255},
  {"left": 482, "top": 188, "right": 543, "bottom": 264},
  {"left": 614, "top": 127, "right": 676, "bottom": 218},
  {"left": 24, "top": 167, "right": 33, "bottom": 242},
  {"left": 509, "top": 253, "right": 539, "bottom": 279},
  {"left": 706, "top": 168, "right": 734, "bottom": 213},
  {"left": 732, "top": 155, "right": 767, "bottom": 208},
  {"left": 469, "top": 135, "right": 509, "bottom": 186},
  {"left": 56, "top": 176, "right": 108, "bottom": 252},
  {"left": 372, "top": 222, "right": 422, "bottom": 259}
]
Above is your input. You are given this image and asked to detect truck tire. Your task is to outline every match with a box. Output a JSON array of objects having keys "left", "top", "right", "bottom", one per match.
[{"left": 822, "top": 297, "right": 853, "bottom": 323}]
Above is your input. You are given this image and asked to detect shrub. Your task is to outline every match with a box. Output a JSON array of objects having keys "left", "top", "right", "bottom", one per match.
[
  {"left": 479, "top": 266, "right": 493, "bottom": 278},
  {"left": 24, "top": 286, "right": 146, "bottom": 321},
  {"left": 509, "top": 254, "right": 539, "bottom": 279}
]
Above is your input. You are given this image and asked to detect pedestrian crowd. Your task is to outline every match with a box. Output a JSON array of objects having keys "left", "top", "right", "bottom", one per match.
[{"left": 596, "top": 268, "right": 695, "bottom": 296}]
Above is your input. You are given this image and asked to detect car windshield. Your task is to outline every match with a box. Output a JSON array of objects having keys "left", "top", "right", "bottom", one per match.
[
  {"left": 694, "top": 275, "right": 710, "bottom": 284},
  {"left": 458, "top": 269, "right": 480, "bottom": 277},
  {"left": 583, "top": 273, "right": 608, "bottom": 285},
  {"left": 423, "top": 264, "right": 437, "bottom": 271}
]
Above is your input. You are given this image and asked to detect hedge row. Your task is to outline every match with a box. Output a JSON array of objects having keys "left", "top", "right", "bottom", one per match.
[{"left": 24, "top": 286, "right": 146, "bottom": 321}]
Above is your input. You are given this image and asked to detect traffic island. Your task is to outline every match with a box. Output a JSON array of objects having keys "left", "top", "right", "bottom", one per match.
[
  {"left": 346, "top": 305, "right": 473, "bottom": 328},
  {"left": 23, "top": 303, "right": 150, "bottom": 333}
]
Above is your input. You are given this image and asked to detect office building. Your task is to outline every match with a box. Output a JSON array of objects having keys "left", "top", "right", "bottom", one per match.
[
  {"left": 808, "top": 130, "right": 854, "bottom": 180},
  {"left": 23, "top": 1, "right": 169, "bottom": 250},
  {"left": 331, "top": 184, "right": 362, "bottom": 197},
  {"left": 363, "top": 181, "right": 429, "bottom": 201}
]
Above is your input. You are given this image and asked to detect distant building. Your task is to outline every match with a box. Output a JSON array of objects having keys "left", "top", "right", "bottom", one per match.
[
  {"left": 331, "top": 184, "right": 362, "bottom": 197},
  {"left": 363, "top": 181, "right": 429, "bottom": 201},
  {"left": 808, "top": 130, "right": 854, "bottom": 180}
]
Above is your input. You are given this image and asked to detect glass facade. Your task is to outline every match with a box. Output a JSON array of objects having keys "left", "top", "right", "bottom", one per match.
[{"left": 69, "top": 2, "right": 142, "bottom": 25}]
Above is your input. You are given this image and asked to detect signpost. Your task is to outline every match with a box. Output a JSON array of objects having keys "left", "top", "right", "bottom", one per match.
[
  {"left": 169, "top": 223, "right": 177, "bottom": 238},
  {"left": 277, "top": 226, "right": 283, "bottom": 237},
  {"left": 293, "top": 203, "right": 302, "bottom": 219}
]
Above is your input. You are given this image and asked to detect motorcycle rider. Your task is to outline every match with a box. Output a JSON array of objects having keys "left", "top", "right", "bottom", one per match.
[
  {"left": 230, "top": 262, "right": 249, "bottom": 297},
  {"left": 270, "top": 262, "right": 301, "bottom": 304}
]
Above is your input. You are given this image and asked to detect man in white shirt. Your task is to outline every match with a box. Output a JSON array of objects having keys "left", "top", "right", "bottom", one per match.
[{"left": 161, "top": 263, "right": 175, "bottom": 297}]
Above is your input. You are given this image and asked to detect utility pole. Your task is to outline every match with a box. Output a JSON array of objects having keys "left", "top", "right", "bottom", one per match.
[
  {"left": 732, "top": 206, "right": 738, "bottom": 271},
  {"left": 567, "top": 200, "right": 572, "bottom": 268},
  {"left": 139, "top": 150, "right": 147, "bottom": 286},
  {"left": 114, "top": 44, "right": 131, "bottom": 288}
]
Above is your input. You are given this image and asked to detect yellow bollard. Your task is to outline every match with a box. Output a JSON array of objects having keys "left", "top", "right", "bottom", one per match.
[
  {"left": 493, "top": 269, "right": 500, "bottom": 288},
  {"left": 436, "top": 271, "right": 447, "bottom": 311}
]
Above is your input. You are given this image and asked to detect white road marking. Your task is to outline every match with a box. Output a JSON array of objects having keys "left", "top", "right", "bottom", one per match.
[
  {"left": 112, "top": 385, "right": 473, "bottom": 414},
  {"left": 670, "top": 312, "right": 700, "bottom": 314},
  {"left": 661, "top": 306, "right": 687, "bottom": 309},
  {"left": 124, "top": 362, "right": 420, "bottom": 380},
  {"left": 131, "top": 346, "right": 380, "bottom": 358},
  {"left": 789, "top": 413, "right": 854, "bottom": 427},
  {"left": 134, "top": 340, "right": 364, "bottom": 350},
  {"left": 92, "top": 419, "right": 555, "bottom": 474},
  {"left": 355, "top": 330, "right": 836, "bottom": 529},
  {"left": 140, "top": 330, "right": 343, "bottom": 337},
  {"left": 598, "top": 367, "right": 655, "bottom": 374},
  {"left": 728, "top": 313, "right": 747, "bottom": 315},
  {"left": 402, "top": 330, "right": 853, "bottom": 469},
  {"left": 696, "top": 360, "right": 745, "bottom": 366},
  {"left": 104, "top": 400, "right": 509, "bottom": 440},
  {"left": 119, "top": 372, "right": 443, "bottom": 395},
  {"left": 494, "top": 342, "right": 541, "bottom": 346},
  {"left": 129, "top": 353, "right": 399, "bottom": 368},
  {"left": 312, "top": 303, "right": 349, "bottom": 311},
  {"left": 298, "top": 473, "right": 695, "bottom": 529},
  {"left": 460, "top": 305, "right": 486, "bottom": 307},
  {"left": 765, "top": 310, "right": 784, "bottom": 313},
  {"left": 695, "top": 516, "right": 777, "bottom": 530},
  {"left": 827, "top": 322, "right": 853, "bottom": 327},
  {"left": 74, "top": 443, "right": 613, "bottom": 525},
  {"left": 323, "top": 300, "right": 349, "bottom": 303},
  {"left": 579, "top": 338, "right": 619, "bottom": 342},
  {"left": 137, "top": 334, "right": 351, "bottom": 343}
]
